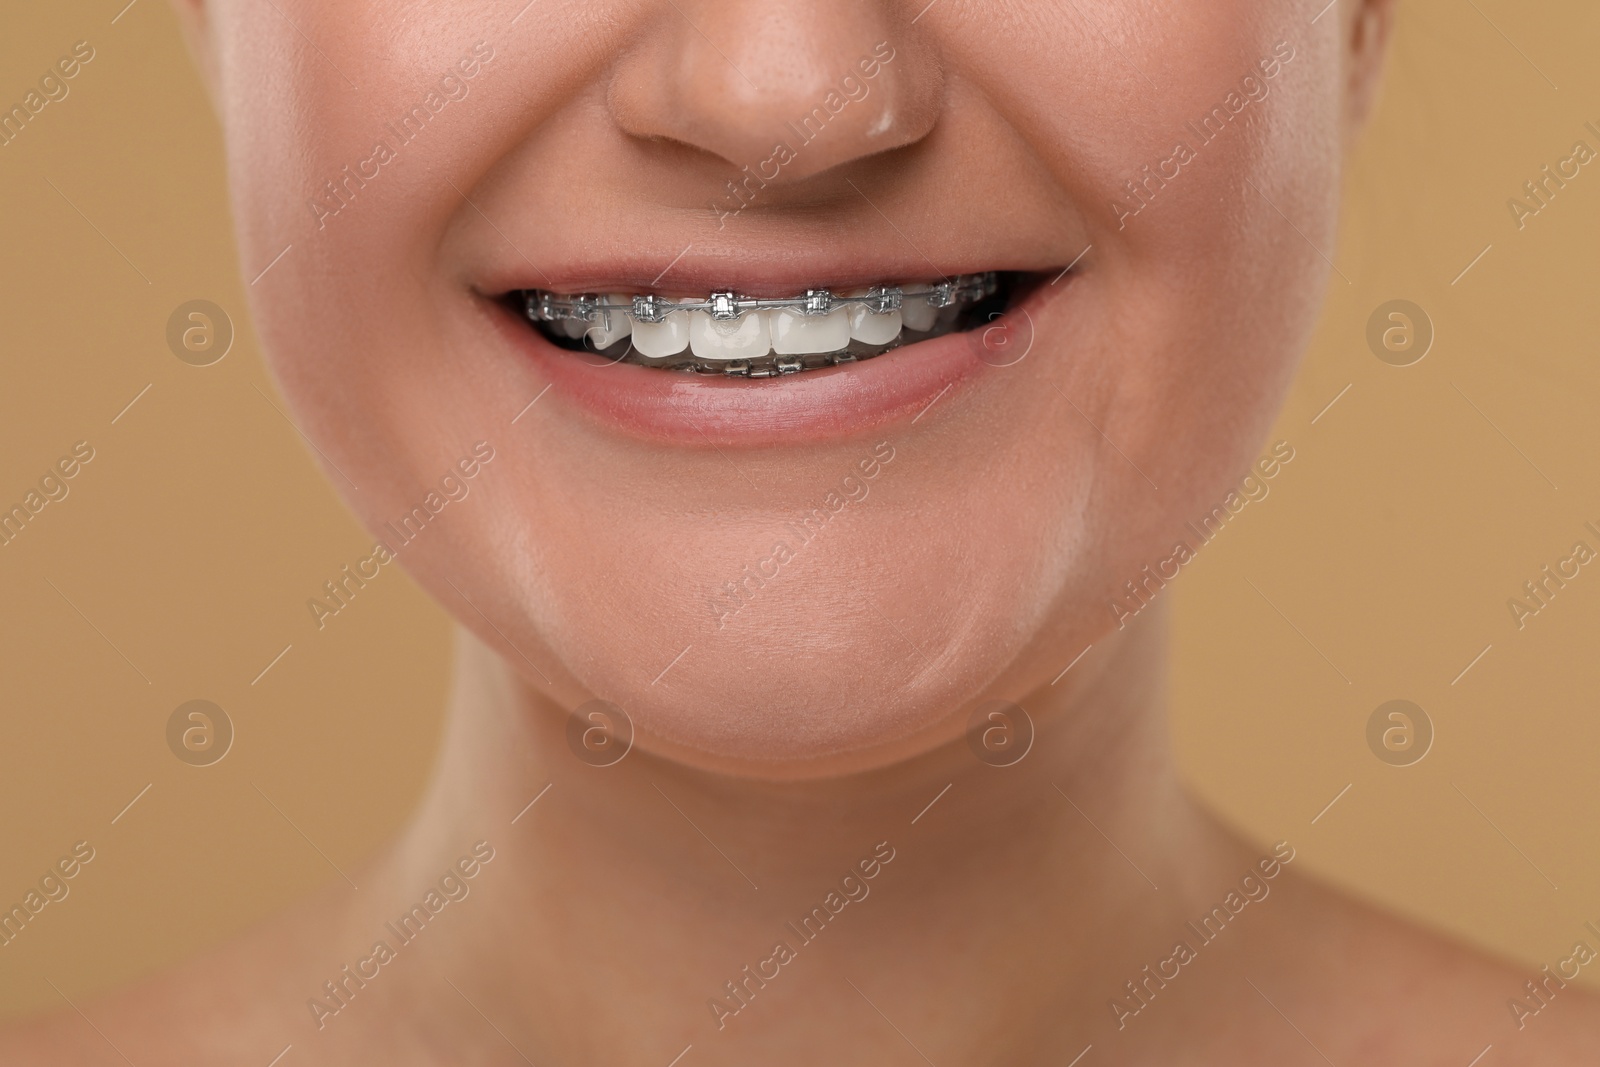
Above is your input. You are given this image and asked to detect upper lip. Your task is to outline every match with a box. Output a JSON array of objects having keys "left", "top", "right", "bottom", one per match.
[{"left": 476, "top": 254, "right": 1058, "bottom": 301}]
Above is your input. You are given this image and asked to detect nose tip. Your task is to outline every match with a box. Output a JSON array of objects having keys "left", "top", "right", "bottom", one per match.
[{"left": 609, "top": 2, "right": 941, "bottom": 184}]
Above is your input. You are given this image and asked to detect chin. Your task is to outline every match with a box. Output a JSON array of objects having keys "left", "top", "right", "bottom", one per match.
[
  {"left": 463, "top": 492, "right": 1075, "bottom": 777},
  {"left": 554, "top": 600, "right": 1024, "bottom": 777}
]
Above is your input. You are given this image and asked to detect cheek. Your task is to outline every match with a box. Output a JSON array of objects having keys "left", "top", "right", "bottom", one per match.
[
  {"left": 1089, "top": 34, "right": 1342, "bottom": 524},
  {"left": 953, "top": 2, "right": 1345, "bottom": 489},
  {"left": 216, "top": 3, "right": 503, "bottom": 387}
]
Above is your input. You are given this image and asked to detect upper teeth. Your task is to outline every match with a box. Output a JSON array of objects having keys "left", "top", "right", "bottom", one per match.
[{"left": 524, "top": 274, "right": 997, "bottom": 369}]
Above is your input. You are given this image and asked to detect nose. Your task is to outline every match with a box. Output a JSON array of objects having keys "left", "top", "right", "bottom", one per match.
[{"left": 608, "top": 0, "right": 942, "bottom": 184}]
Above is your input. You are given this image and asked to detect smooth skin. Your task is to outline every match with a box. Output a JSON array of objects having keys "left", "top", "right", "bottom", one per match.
[{"left": 6, "top": 0, "right": 1597, "bottom": 1063}]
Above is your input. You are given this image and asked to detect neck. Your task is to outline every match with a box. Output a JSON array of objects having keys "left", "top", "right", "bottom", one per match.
[{"left": 372, "top": 606, "right": 1246, "bottom": 1064}]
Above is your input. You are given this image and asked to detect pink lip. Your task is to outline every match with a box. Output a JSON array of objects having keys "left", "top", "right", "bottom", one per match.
[
  {"left": 484, "top": 276, "right": 1067, "bottom": 447},
  {"left": 474, "top": 254, "right": 1004, "bottom": 301}
]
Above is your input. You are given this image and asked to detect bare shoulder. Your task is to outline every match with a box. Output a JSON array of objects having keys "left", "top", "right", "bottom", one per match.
[
  {"left": 0, "top": 842, "right": 516, "bottom": 1067},
  {"left": 1237, "top": 865, "right": 1600, "bottom": 1064},
  {"left": 0, "top": 882, "right": 369, "bottom": 1067}
]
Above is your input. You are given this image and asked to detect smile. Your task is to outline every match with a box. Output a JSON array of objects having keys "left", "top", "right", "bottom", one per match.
[{"left": 516, "top": 271, "right": 1029, "bottom": 378}]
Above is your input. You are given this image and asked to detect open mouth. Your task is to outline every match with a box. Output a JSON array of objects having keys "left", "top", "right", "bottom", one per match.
[{"left": 510, "top": 270, "right": 1045, "bottom": 378}]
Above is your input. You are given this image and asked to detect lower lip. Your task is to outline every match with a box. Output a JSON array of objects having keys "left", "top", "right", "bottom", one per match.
[{"left": 488, "top": 283, "right": 1059, "bottom": 447}]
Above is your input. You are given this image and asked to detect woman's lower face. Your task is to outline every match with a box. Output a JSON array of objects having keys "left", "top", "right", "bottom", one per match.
[{"left": 204, "top": 0, "right": 1346, "bottom": 773}]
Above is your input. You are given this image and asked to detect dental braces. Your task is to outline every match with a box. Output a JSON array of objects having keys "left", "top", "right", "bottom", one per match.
[{"left": 524, "top": 272, "right": 998, "bottom": 327}]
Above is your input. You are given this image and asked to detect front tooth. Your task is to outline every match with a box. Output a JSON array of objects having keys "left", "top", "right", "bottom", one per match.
[
  {"left": 771, "top": 308, "right": 850, "bottom": 355},
  {"left": 900, "top": 287, "right": 939, "bottom": 332},
  {"left": 844, "top": 296, "right": 902, "bottom": 345},
  {"left": 632, "top": 310, "right": 690, "bottom": 358},
  {"left": 689, "top": 310, "right": 771, "bottom": 362},
  {"left": 584, "top": 293, "right": 633, "bottom": 350},
  {"left": 560, "top": 317, "right": 588, "bottom": 339}
]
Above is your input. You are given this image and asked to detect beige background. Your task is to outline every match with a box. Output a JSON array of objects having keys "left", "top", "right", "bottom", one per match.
[{"left": 2, "top": 0, "right": 1598, "bottom": 1017}]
